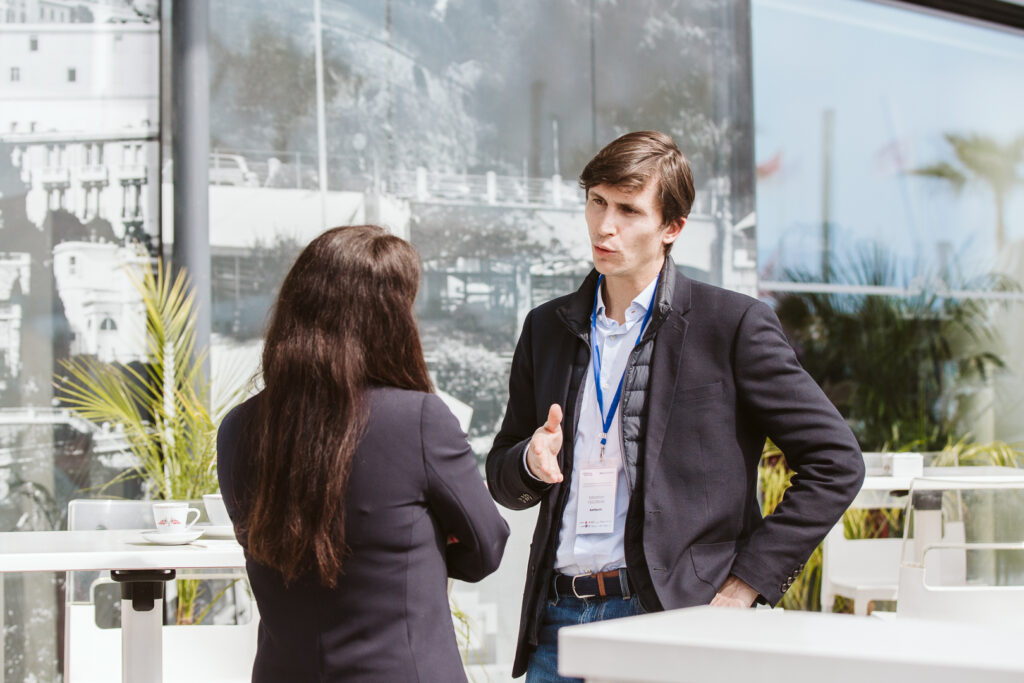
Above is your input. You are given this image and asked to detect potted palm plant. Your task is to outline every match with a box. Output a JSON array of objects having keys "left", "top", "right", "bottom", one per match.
[{"left": 56, "top": 258, "right": 246, "bottom": 623}]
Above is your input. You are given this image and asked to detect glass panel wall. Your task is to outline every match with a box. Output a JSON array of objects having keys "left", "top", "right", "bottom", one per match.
[
  {"left": 207, "top": 0, "right": 755, "bottom": 676},
  {"left": 753, "top": 0, "right": 1024, "bottom": 450},
  {"left": 0, "top": 2, "right": 161, "bottom": 679},
  {"left": 2, "top": 0, "right": 1018, "bottom": 675}
]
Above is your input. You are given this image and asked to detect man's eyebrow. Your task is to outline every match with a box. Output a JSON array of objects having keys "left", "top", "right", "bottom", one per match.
[{"left": 614, "top": 198, "right": 645, "bottom": 213}]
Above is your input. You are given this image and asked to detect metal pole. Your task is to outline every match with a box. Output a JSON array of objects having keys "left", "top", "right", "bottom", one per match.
[
  {"left": 314, "top": 0, "right": 328, "bottom": 228},
  {"left": 0, "top": 576, "right": 5, "bottom": 681},
  {"left": 821, "top": 109, "right": 834, "bottom": 283},
  {"left": 552, "top": 118, "right": 560, "bottom": 177},
  {"left": 589, "top": 0, "right": 597, "bottom": 150},
  {"left": 171, "top": 0, "right": 211, "bottom": 382}
]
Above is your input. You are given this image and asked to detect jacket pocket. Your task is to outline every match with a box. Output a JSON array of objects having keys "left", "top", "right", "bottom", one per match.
[
  {"left": 677, "top": 380, "right": 724, "bottom": 403},
  {"left": 690, "top": 540, "right": 738, "bottom": 590}
]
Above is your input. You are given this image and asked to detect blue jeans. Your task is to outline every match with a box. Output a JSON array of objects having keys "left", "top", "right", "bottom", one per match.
[{"left": 525, "top": 594, "right": 647, "bottom": 683}]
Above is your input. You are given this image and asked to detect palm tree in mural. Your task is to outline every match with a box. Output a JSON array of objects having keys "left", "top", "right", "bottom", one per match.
[{"left": 911, "top": 132, "right": 1024, "bottom": 251}]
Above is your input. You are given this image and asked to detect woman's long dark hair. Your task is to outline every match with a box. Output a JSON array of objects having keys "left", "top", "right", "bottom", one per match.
[{"left": 241, "top": 225, "right": 432, "bottom": 586}]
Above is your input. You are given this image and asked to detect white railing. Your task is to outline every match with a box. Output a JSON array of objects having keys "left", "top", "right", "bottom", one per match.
[
  {"left": 117, "top": 164, "right": 147, "bottom": 181},
  {"left": 166, "top": 148, "right": 724, "bottom": 215},
  {"left": 0, "top": 407, "right": 78, "bottom": 426},
  {"left": 387, "top": 167, "right": 717, "bottom": 216},
  {"left": 389, "top": 168, "right": 586, "bottom": 208},
  {"left": 38, "top": 166, "right": 70, "bottom": 185},
  {"left": 78, "top": 165, "right": 108, "bottom": 183}
]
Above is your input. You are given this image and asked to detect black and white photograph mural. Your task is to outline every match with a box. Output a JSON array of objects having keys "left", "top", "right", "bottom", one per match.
[{"left": 206, "top": 0, "right": 756, "bottom": 450}]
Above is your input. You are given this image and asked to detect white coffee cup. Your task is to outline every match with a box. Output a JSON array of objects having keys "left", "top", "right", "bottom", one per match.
[
  {"left": 152, "top": 502, "right": 201, "bottom": 533},
  {"left": 202, "top": 493, "right": 231, "bottom": 526}
]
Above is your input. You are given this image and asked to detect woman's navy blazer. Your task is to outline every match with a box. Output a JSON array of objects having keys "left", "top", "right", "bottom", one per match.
[{"left": 218, "top": 386, "right": 510, "bottom": 682}]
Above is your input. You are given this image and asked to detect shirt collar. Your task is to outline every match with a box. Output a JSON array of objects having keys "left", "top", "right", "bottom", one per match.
[{"left": 595, "top": 275, "right": 659, "bottom": 324}]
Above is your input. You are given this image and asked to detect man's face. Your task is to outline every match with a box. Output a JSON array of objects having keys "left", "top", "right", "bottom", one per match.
[{"left": 585, "top": 180, "right": 684, "bottom": 283}]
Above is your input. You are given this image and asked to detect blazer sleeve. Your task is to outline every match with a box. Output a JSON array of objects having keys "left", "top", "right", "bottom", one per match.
[
  {"left": 728, "top": 300, "right": 865, "bottom": 605},
  {"left": 421, "top": 393, "right": 510, "bottom": 583},
  {"left": 216, "top": 402, "right": 247, "bottom": 530},
  {"left": 486, "top": 310, "right": 554, "bottom": 510}
]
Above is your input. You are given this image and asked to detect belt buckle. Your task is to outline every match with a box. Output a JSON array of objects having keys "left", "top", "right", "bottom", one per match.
[{"left": 571, "top": 572, "right": 596, "bottom": 599}]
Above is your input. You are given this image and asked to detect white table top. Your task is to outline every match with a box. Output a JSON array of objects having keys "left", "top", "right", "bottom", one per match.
[
  {"left": 0, "top": 529, "right": 245, "bottom": 573},
  {"left": 853, "top": 466, "right": 1024, "bottom": 508},
  {"left": 559, "top": 606, "right": 1024, "bottom": 683},
  {"left": 862, "top": 465, "right": 1024, "bottom": 490},
  {"left": 909, "top": 468, "right": 1024, "bottom": 490}
]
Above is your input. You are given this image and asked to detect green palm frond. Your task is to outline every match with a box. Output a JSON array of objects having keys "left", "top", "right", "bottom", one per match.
[
  {"left": 945, "top": 133, "right": 1024, "bottom": 193},
  {"left": 932, "top": 436, "right": 1024, "bottom": 468},
  {"left": 909, "top": 161, "right": 967, "bottom": 192}
]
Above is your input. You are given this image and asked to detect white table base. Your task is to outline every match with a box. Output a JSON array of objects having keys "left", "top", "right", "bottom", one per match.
[{"left": 122, "top": 595, "right": 163, "bottom": 683}]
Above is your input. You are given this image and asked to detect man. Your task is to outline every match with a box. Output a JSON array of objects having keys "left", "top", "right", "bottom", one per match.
[{"left": 486, "top": 131, "right": 864, "bottom": 682}]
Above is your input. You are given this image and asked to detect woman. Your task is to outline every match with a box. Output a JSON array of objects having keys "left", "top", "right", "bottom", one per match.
[{"left": 217, "top": 225, "right": 509, "bottom": 682}]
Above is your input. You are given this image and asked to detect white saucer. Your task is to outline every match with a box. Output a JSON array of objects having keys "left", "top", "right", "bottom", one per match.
[
  {"left": 141, "top": 528, "right": 205, "bottom": 545},
  {"left": 198, "top": 524, "right": 236, "bottom": 539}
]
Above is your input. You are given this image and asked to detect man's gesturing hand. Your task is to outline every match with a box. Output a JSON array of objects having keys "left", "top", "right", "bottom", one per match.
[{"left": 526, "top": 404, "right": 564, "bottom": 484}]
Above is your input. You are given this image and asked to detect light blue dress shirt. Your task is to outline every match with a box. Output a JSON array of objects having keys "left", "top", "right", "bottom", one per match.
[{"left": 524, "top": 275, "right": 658, "bottom": 577}]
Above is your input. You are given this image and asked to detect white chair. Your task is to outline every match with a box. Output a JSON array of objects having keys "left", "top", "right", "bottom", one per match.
[
  {"left": 823, "top": 451, "right": 926, "bottom": 614},
  {"left": 64, "top": 499, "right": 258, "bottom": 683},
  {"left": 821, "top": 522, "right": 965, "bottom": 616},
  {"left": 896, "top": 477, "right": 1024, "bottom": 625},
  {"left": 820, "top": 521, "right": 905, "bottom": 615},
  {"left": 897, "top": 542, "right": 1024, "bottom": 625}
]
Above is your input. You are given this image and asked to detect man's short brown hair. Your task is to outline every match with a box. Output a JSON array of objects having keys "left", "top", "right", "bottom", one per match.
[{"left": 579, "top": 130, "right": 696, "bottom": 232}]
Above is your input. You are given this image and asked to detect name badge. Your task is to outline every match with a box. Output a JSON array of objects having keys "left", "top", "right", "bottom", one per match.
[{"left": 575, "top": 466, "right": 618, "bottom": 535}]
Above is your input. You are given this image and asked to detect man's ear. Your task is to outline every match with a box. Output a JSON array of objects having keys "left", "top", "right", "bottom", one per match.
[{"left": 662, "top": 216, "right": 686, "bottom": 246}]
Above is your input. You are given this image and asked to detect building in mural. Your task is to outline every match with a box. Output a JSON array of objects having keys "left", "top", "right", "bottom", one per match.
[
  {"left": 0, "top": 14, "right": 159, "bottom": 250},
  {"left": 0, "top": 252, "right": 29, "bottom": 387},
  {"left": 51, "top": 241, "right": 148, "bottom": 363}
]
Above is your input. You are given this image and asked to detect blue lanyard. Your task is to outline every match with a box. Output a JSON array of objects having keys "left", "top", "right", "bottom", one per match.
[{"left": 590, "top": 274, "right": 659, "bottom": 459}]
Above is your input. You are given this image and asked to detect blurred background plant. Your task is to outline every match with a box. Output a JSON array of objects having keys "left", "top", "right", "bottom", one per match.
[
  {"left": 449, "top": 587, "right": 491, "bottom": 683},
  {"left": 775, "top": 244, "right": 1016, "bottom": 452},
  {"left": 929, "top": 437, "right": 1024, "bottom": 468}
]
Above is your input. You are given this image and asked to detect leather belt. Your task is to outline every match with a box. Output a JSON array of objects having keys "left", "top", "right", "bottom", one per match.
[{"left": 551, "top": 569, "right": 631, "bottom": 599}]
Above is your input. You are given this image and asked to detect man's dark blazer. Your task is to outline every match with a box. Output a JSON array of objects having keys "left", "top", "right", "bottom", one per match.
[
  {"left": 218, "top": 387, "right": 510, "bottom": 683},
  {"left": 486, "top": 257, "right": 864, "bottom": 677}
]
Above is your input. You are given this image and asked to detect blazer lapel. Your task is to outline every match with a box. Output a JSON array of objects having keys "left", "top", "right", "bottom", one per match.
[
  {"left": 553, "top": 270, "right": 599, "bottom": 467},
  {"left": 556, "top": 269, "right": 599, "bottom": 340},
  {"left": 643, "top": 264, "right": 692, "bottom": 476}
]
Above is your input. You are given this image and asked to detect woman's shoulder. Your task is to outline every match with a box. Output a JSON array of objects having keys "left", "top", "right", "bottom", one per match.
[
  {"left": 219, "top": 393, "right": 260, "bottom": 435},
  {"left": 366, "top": 385, "right": 437, "bottom": 412},
  {"left": 365, "top": 387, "right": 460, "bottom": 430}
]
